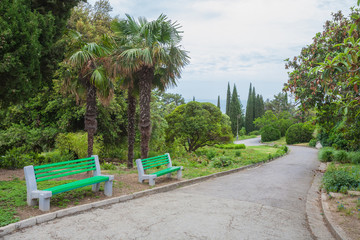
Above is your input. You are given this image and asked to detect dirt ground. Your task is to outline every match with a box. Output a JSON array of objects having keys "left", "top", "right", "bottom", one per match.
[
  {"left": 0, "top": 168, "right": 182, "bottom": 221},
  {"left": 325, "top": 192, "right": 360, "bottom": 240}
]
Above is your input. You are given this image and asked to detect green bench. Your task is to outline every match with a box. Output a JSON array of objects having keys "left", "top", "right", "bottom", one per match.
[
  {"left": 24, "top": 155, "right": 114, "bottom": 211},
  {"left": 136, "top": 153, "right": 183, "bottom": 186}
]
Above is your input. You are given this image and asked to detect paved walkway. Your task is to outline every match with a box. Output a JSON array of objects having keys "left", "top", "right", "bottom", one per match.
[{"left": 5, "top": 146, "right": 332, "bottom": 240}]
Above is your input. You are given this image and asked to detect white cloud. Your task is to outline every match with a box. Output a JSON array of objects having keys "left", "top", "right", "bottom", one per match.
[{"left": 89, "top": 0, "right": 356, "bottom": 101}]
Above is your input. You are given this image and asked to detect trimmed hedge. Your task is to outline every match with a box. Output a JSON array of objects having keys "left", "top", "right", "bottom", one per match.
[
  {"left": 261, "top": 125, "right": 281, "bottom": 142},
  {"left": 285, "top": 123, "right": 314, "bottom": 145}
]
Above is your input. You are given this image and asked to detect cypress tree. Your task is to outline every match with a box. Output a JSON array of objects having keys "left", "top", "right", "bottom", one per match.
[
  {"left": 217, "top": 95, "right": 221, "bottom": 109},
  {"left": 226, "top": 82, "right": 231, "bottom": 115},
  {"left": 229, "top": 84, "right": 243, "bottom": 136},
  {"left": 245, "top": 83, "right": 253, "bottom": 133}
]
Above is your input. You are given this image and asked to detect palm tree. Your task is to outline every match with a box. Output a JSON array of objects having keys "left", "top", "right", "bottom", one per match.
[
  {"left": 64, "top": 31, "right": 114, "bottom": 156},
  {"left": 110, "top": 14, "right": 190, "bottom": 159}
]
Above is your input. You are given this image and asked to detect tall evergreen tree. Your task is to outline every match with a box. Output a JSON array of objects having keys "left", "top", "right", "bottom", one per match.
[
  {"left": 245, "top": 83, "right": 254, "bottom": 133},
  {"left": 226, "top": 82, "right": 231, "bottom": 115},
  {"left": 252, "top": 86, "right": 256, "bottom": 122},
  {"left": 217, "top": 95, "right": 221, "bottom": 109},
  {"left": 229, "top": 84, "right": 243, "bottom": 136}
]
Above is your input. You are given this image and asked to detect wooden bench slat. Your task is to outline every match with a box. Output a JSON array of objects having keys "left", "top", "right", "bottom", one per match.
[
  {"left": 33, "top": 157, "right": 95, "bottom": 170},
  {"left": 35, "top": 164, "right": 96, "bottom": 178},
  {"left": 152, "top": 166, "right": 182, "bottom": 177},
  {"left": 34, "top": 161, "right": 95, "bottom": 174},
  {"left": 43, "top": 176, "right": 109, "bottom": 195},
  {"left": 141, "top": 156, "right": 168, "bottom": 164},
  {"left": 142, "top": 159, "right": 169, "bottom": 168},
  {"left": 36, "top": 168, "right": 96, "bottom": 182},
  {"left": 140, "top": 154, "right": 168, "bottom": 162}
]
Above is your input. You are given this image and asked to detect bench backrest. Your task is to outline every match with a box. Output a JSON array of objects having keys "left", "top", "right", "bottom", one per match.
[
  {"left": 140, "top": 154, "right": 171, "bottom": 170},
  {"left": 33, "top": 157, "right": 98, "bottom": 182}
]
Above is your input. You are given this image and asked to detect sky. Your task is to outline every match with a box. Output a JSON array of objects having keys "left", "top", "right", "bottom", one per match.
[{"left": 89, "top": 0, "right": 356, "bottom": 103}]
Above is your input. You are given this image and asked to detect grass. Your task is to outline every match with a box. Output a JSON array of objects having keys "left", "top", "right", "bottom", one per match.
[
  {"left": 0, "top": 144, "right": 286, "bottom": 227},
  {"left": 0, "top": 178, "right": 103, "bottom": 227},
  {"left": 262, "top": 136, "right": 287, "bottom": 145},
  {"left": 237, "top": 135, "right": 258, "bottom": 140}
]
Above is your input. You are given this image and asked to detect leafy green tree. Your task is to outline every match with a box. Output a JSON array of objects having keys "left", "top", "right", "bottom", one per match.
[
  {"left": 229, "top": 84, "right": 243, "bottom": 136},
  {"left": 245, "top": 83, "right": 254, "bottom": 133},
  {"left": 64, "top": 31, "right": 114, "bottom": 157},
  {"left": 285, "top": 7, "right": 360, "bottom": 150},
  {"left": 0, "top": 0, "right": 81, "bottom": 106},
  {"left": 165, "top": 102, "right": 232, "bottom": 152},
  {"left": 217, "top": 95, "right": 221, "bottom": 110},
  {"left": 226, "top": 82, "right": 231, "bottom": 115},
  {"left": 110, "top": 14, "right": 189, "bottom": 159}
]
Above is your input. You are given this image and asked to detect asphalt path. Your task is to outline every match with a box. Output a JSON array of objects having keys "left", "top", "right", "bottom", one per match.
[{"left": 5, "top": 145, "right": 330, "bottom": 240}]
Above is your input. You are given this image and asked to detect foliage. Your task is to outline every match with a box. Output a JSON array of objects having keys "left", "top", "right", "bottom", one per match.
[
  {"left": 55, "top": 132, "right": 103, "bottom": 159},
  {"left": 100, "top": 162, "right": 117, "bottom": 170},
  {"left": 348, "top": 151, "right": 360, "bottom": 164},
  {"left": 211, "top": 156, "right": 233, "bottom": 168},
  {"left": 284, "top": 8, "right": 360, "bottom": 151},
  {"left": 309, "top": 139, "right": 317, "bottom": 147},
  {"left": 214, "top": 144, "right": 246, "bottom": 149},
  {"left": 322, "top": 164, "right": 360, "bottom": 192},
  {"left": 334, "top": 150, "right": 350, "bottom": 164},
  {"left": 165, "top": 102, "right": 232, "bottom": 152},
  {"left": 229, "top": 84, "right": 244, "bottom": 135},
  {"left": 0, "top": 0, "right": 81, "bottom": 106},
  {"left": 226, "top": 82, "right": 231, "bottom": 115},
  {"left": 264, "top": 92, "right": 294, "bottom": 116},
  {"left": 319, "top": 147, "right": 336, "bottom": 162},
  {"left": 261, "top": 125, "right": 281, "bottom": 142},
  {"left": 285, "top": 122, "right": 314, "bottom": 145}
]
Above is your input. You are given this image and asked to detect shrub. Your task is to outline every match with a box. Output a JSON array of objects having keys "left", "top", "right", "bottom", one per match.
[
  {"left": 214, "top": 144, "right": 245, "bottom": 149},
  {"left": 211, "top": 156, "right": 233, "bottom": 168},
  {"left": 333, "top": 150, "right": 350, "bottom": 163},
  {"left": 309, "top": 139, "right": 317, "bottom": 147},
  {"left": 235, "top": 151, "right": 241, "bottom": 157},
  {"left": 249, "top": 130, "right": 260, "bottom": 136},
  {"left": 41, "top": 150, "right": 75, "bottom": 164},
  {"left": 0, "top": 147, "right": 45, "bottom": 169},
  {"left": 322, "top": 169, "right": 359, "bottom": 192},
  {"left": 100, "top": 162, "right": 117, "bottom": 170},
  {"left": 318, "top": 147, "right": 335, "bottom": 162},
  {"left": 285, "top": 123, "right": 314, "bottom": 145},
  {"left": 261, "top": 126, "right": 281, "bottom": 142},
  {"left": 348, "top": 152, "right": 360, "bottom": 164},
  {"left": 55, "top": 132, "right": 103, "bottom": 158}
]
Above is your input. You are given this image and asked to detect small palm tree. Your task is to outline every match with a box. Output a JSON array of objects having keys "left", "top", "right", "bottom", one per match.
[
  {"left": 64, "top": 31, "right": 114, "bottom": 156},
  {"left": 110, "top": 14, "right": 190, "bottom": 159}
]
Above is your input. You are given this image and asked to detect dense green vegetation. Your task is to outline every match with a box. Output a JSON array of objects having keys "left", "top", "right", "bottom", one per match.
[
  {"left": 0, "top": 144, "right": 287, "bottom": 227},
  {"left": 285, "top": 7, "right": 360, "bottom": 151}
]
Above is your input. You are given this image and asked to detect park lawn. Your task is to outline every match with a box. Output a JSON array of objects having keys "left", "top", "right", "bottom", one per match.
[
  {"left": 0, "top": 145, "right": 286, "bottom": 227},
  {"left": 262, "top": 136, "right": 287, "bottom": 146}
]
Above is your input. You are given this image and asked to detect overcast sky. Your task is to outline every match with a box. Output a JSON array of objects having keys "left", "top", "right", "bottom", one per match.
[{"left": 89, "top": 0, "right": 356, "bottom": 102}]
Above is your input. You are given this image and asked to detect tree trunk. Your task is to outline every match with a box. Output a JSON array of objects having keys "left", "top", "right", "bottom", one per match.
[
  {"left": 85, "top": 80, "right": 97, "bottom": 157},
  {"left": 138, "top": 66, "right": 154, "bottom": 159},
  {"left": 127, "top": 86, "right": 136, "bottom": 168}
]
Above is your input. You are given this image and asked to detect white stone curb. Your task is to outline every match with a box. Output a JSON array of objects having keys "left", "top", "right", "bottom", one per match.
[{"left": 0, "top": 153, "right": 286, "bottom": 238}]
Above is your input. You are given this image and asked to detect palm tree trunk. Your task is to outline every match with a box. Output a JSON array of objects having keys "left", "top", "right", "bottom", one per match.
[
  {"left": 127, "top": 86, "right": 136, "bottom": 168},
  {"left": 138, "top": 66, "right": 154, "bottom": 159},
  {"left": 85, "top": 81, "right": 98, "bottom": 157}
]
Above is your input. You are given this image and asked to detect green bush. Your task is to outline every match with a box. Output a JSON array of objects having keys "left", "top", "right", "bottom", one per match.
[
  {"left": 261, "top": 126, "right": 281, "bottom": 142},
  {"left": 318, "top": 147, "right": 335, "bottom": 162},
  {"left": 55, "top": 132, "right": 103, "bottom": 158},
  {"left": 322, "top": 168, "right": 359, "bottom": 192},
  {"left": 309, "top": 139, "right": 317, "bottom": 147},
  {"left": 214, "top": 144, "right": 245, "bottom": 149},
  {"left": 211, "top": 156, "right": 233, "bottom": 168},
  {"left": 235, "top": 151, "right": 241, "bottom": 157},
  {"left": 0, "top": 147, "right": 45, "bottom": 169},
  {"left": 41, "top": 150, "right": 75, "bottom": 163},
  {"left": 195, "top": 149, "right": 217, "bottom": 160},
  {"left": 285, "top": 123, "right": 314, "bottom": 145},
  {"left": 100, "top": 162, "right": 117, "bottom": 170},
  {"left": 333, "top": 150, "right": 350, "bottom": 163},
  {"left": 249, "top": 130, "right": 260, "bottom": 136},
  {"left": 348, "top": 151, "right": 360, "bottom": 164}
]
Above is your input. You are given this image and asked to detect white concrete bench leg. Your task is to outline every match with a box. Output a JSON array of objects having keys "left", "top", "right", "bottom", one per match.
[
  {"left": 177, "top": 169, "right": 182, "bottom": 180},
  {"left": 104, "top": 180, "right": 113, "bottom": 196},
  {"left": 149, "top": 178, "right": 155, "bottom": 186},
  {"left": 39, "top": 192, "right": 52, "bottom": 211},
  {"left": 92, "top": 183, "right": 100, "bottom": 192}
]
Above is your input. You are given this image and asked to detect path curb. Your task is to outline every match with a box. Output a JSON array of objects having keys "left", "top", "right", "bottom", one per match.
[
  {"left": 0, "top": 154, "right": 285, "bottom": 238},
  {"left": 321, "top": 192, "right": 350, "bottom": 240}
]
